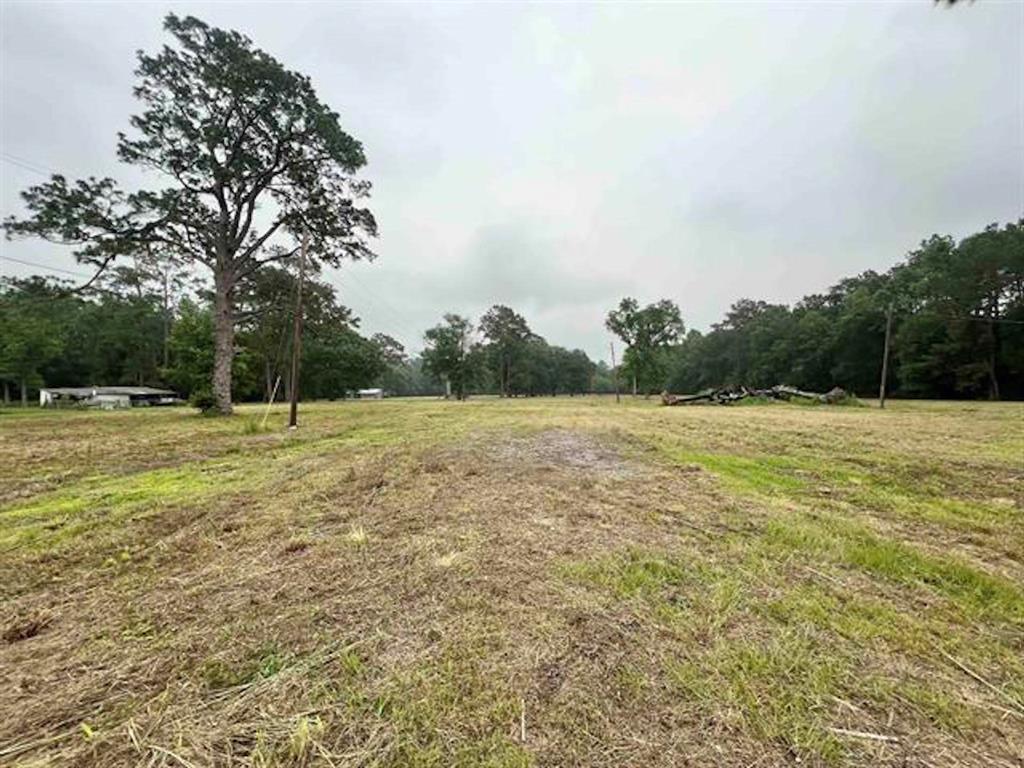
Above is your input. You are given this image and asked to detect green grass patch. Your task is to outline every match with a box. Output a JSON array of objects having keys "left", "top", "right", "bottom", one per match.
[
  {"left": 0, "top": 460, "right": 251, "bottom": 551},
  {"left": 344, "top": 640, "right": 531, "bottom": 767},
  {"left": 200, "top": 642, "right": 291, "bottom": 690},
  {"left": 561, "top": 549, "right": 695, "bottom": 598},
  {"left": 669, "top": 628, "right": 849, "bottom": 763},
  {"left": 659, "top": 449, "right": 811, "bottom": 495},
  {"left": 764, "top": 515, "right": 1024, "bottom": 623}
]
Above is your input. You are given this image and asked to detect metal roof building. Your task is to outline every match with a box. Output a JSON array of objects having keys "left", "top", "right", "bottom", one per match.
[{"left": 39, "top": 386, "right": 181, "bottom": 409}]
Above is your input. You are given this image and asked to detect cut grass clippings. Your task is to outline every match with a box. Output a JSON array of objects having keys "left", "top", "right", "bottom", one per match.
[{"left": 1, "top": 397, "right": 1022, "bottom": 767}]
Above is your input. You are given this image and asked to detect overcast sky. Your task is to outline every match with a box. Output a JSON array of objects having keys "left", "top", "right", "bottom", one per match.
[{"left": 1, "top": 1, "right": 1021, "bottom": 361}]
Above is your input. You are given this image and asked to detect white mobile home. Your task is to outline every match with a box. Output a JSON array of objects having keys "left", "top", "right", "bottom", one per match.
[{"left": 39, "top": 386, "right": 181, "bottom": 409}]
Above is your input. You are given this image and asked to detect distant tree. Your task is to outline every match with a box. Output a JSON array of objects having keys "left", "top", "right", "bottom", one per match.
[
  {"left": 371, "top": 333, "right": 407, "bottom": 366},
  {"left": 235, "top": 264, "right": 357, "bottom": 401},
  {"left": 479, "top": 305, "right": 533, "bottom": 397},
  {"left": 896, "top": 224, "right": 1024, "bottom": 399},
  {"left": 605, "top": 298, "right": 684, "bottom": 395},
  {"left": 96, "top": 248, "right": 197, "bottom": 369},
  {"left": 302, "top": 327, "right": 384, "bottom": 398},
  {"left": 591, "top": 359, "right": 618, "bottom": 394},
  {"left": 560, "top": 348, "right": 596, "bottom": 395},
  {"left": 386, "top": 356, "right": 444, "bottom": 397},
  {"left": 0, "top": 278, "right": 67, "bottom": 405},
  {"left": 370, "top": 333, "right": 409, "bottom": 394},
  {"left": 422, "top": 314, "right": 479, "bottom": 400},
  {"left": 537, "top": 346, "right": 594, "bottom": 396},
  {"left": 3, "top": 14, "right": 377, "bottom": 414},
  {"left": 79, "top": 294, "right": 166, "bottom": 386},
  {"left": 163, "top": 299, "right": 216, "bottom": 399},
  {"left": 512, "top": 336, "right": 553, "bottom": 396}
]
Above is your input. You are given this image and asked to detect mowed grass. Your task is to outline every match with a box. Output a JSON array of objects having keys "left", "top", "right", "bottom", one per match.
[{"left": 0, "top": 397, "right": 1022, "bottom": 767}]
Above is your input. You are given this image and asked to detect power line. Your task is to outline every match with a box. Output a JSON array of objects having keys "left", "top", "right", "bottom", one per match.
[
  {"left": 342, "top": 267, "right": 413, "bottom": 329},
  {"left": 329, "top": 272, "right": 424, "bottom": 349},
  {"left": 1, "top": 254, "right": 94, "bottom": 279},
  {"left": 1, "top": 152, "right": 60, "bottom": 177}
]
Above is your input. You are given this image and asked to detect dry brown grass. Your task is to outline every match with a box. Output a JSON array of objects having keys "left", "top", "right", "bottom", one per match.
[{"left": 1, "top": 397, "right": 1022, "bottom": 766}]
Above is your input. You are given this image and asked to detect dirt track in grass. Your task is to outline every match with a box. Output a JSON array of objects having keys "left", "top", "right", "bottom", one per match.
[{"left": 1, "top": 398, "right": 1022, "bottom": 767}]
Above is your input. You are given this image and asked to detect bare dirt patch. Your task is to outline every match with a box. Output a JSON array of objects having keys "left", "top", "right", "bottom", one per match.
[{"left": 486, "top": 428, "right": 637, "bottom": 476}]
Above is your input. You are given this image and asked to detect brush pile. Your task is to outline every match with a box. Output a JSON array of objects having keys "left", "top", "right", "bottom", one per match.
[{"left": 661, "top": 385, "right": 851, "bottom": 406}]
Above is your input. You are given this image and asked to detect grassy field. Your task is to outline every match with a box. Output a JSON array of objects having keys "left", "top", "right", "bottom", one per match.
[{"left": 1, "top": 397, "right": 1022, "bottom": 767}]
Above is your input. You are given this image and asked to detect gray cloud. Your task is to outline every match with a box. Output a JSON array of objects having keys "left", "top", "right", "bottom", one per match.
[{"left": 2, "top": 1, "right": 1020, "bottom": 363}]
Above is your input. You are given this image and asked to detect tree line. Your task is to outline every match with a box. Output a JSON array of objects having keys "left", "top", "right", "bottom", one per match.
[
  {"left": 3, "top": 218, "right": 1021, "bottom": 405},
  {"left": 603, "top": 220, "right": 1024, "bottom": 400},
  {"left": 0, "top": 258, "right": 611, "bottom": 405},
  {"left": 418, "top": 307, "right": 604, "bottom": 400}
]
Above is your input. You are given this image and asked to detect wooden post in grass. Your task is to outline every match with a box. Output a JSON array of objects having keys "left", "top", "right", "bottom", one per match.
[
  {"left": 288, "top": 229, "right": 308, "bottom": 429},
  {"left": 879, "top": 301, "right": 893, "bottom": 409},
  {"left": 610, "top": 341, "right": 620, "bottom": 404}
]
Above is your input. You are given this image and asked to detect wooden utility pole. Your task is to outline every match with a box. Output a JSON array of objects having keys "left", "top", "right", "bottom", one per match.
[
  {"left": 288, "top": 229, "right": 308, "bottom": 429},
  {"left": 610, "top": 341, "right": 620, "bottom": 404},
  {"left": 161, "top": 258, "right": 171, "bottom": 370},
  {"left": 878, "top": 301, "right": 893, "bottom": 409}
]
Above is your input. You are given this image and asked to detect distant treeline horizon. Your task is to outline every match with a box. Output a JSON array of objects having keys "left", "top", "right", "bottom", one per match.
[{"left": 1, "top": 219, "right": 1021, "bottom": 405}]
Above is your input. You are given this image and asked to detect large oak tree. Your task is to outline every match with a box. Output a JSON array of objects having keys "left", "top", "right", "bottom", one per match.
[
  {"left": 3, "top": 14, "right": 377, "bottom": 414},
  {"left": 605, "top": 298, "right": 684, "bottom": 396}
]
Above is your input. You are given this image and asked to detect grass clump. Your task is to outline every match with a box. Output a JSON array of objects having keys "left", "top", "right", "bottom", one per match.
[
  {"left": 288, "top": 715, "right": 325, "bottom": 761},
  {"left": 201, "top": 643, "right": 290, "bottom": 690},
  {"left": 346, "top": 525, "right": 369, "bottom": 547},
  {"left": 241, "top": 415, "right": 273, "bottom": 435},
  {"left": 670, "top": 629, "right": 849, "bottom": 763},
  {"left": 562, "top": 549, "right": 693, "bottom": 599}
]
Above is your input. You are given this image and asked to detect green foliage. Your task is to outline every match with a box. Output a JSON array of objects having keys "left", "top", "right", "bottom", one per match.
[
  {"left": 606, "top": 297, "right": 684, "bottom": 395},
  {"left": 189, "top": 389, "right": 219, "bottom": 414},
  {"left": 236, "top": 264, "right": 359, "bottom": 401},
  {"left": 3, "top": 13, "right": 378, "bottom": 413},
  {"left": 302, "top": 326, "right": 385, "bottom": 398},
  {"left": 164, "top": 300, "right": 216, "bottom": 397},
  {"left": 0, "top": 277, "right": 68, "bottom": 403},
  {"left": 664, "top": 220, "right": 1024, "bottom": 399},
  {"left": 479, "top": 304, "right": 533, "bottom": 396},
  {"left": 422, "top": 314, "right": 481, "bottom": 400}
]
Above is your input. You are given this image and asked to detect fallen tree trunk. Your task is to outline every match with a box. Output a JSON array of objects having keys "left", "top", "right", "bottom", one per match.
[{"left": 662, "top": 385, "right": 849, "bottom": 406}]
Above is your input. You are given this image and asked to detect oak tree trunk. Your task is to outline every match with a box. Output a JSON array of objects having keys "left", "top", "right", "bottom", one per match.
[
  {"left": 212, "top": 272, "right": 235, "bottom": 415},
  {"left": 21, "top": 378, "right": 28, "bottom": 408}
]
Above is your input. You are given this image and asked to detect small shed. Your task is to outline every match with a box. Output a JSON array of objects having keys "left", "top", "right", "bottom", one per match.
[
  {"left": 40, "top": 386, "right": 181, "bottom": 409},
  {"left": 356, "top": 388, "right": 384, "bottom": 400}
]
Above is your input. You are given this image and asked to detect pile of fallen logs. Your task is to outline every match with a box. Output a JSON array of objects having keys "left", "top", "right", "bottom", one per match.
[{"left": 661, "top": 385, "right": 850, "bottom": 406}]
